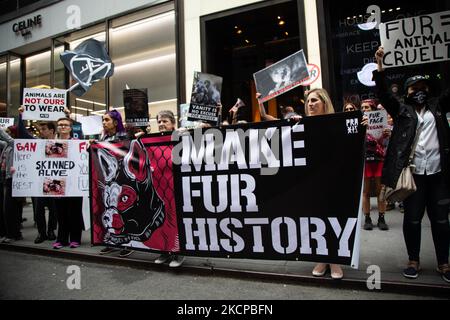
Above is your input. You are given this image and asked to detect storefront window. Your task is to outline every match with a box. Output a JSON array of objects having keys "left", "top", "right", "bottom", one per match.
[
  {"left": 202, "top": 1, "right": 304, "bottom": 121},
  {"left": 10, "top": 56, "right": 21, "bottom": 117},
  {"left": 0, "top": 56, "right": 6, "bottom": 117},
  {"left": 25, "top": 50, "right": 51, "bottom": 88},
  {"left": 109, "top": 6, "right": 177, "bottom": 132},
  {"left": 324, "top": 0, "right": 450, "bottom": 110}
]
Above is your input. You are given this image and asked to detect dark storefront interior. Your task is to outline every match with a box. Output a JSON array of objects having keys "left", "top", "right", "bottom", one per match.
[
  {"left": 322, "top": 0, "right": 450, "bottom": 111},
  {"left": 202, "top": 0, "right": 306, "bottom": 122}
]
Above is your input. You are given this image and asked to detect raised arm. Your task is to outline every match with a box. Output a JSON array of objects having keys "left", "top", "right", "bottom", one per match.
[
  {"left": 18, "top": 107, "right": 35, "bottom": 139},
  {"left": 256, "top": 93, "right": 278, "bottom": 121},
  {"left": 373, "top": 47, "right": 401, "bottom": 119}
]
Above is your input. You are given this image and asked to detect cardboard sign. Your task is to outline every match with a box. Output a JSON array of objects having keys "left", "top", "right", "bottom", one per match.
[
  {"left": 366, "top": 110, "right": 387, "bottom": 140},
  {"left": 380, "top": 11, "right": 450, "bottom": 68},
  {"left": 12, "top": 139, "right": 89, "bottom": 197},
  {"left": 22, "top": 88, "right": 67, "bottom": 121},
  {"left": 187, "top": 72, "right": 222, "bottom": 125},
  {"left": 254, "top": 50, "right": 309, "bottom": 103},
  {"left": 0, "top": 118, "right": 14, "bottom": 129},
  {"left": 123, "top": 88, "right": 149, "bottom": 127},
  {"left": 78, "top": 115, "right": 103, "bottom": 136}
]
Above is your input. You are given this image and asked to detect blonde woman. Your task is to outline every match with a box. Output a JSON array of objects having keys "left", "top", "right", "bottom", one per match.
[{"left": 304, "top": 88, "right": 345, "bottom": 280}]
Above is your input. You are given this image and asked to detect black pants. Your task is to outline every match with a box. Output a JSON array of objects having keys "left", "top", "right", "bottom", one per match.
[
  {"left": 403, "top": 173, "right": 450, "bottom": 265},
  {"left": 54, "top": 197, "right": 83, "bottom": 245},
  {"left": 3, "top": 179, "right": 22, "bottom": 239},
  {"left": 35, "top": 197, "right": 57, "bottom": 236}
]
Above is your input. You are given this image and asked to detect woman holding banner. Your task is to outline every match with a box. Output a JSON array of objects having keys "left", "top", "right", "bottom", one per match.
[
  {"left": 52, "top": 117, "right": 84, "bottom": 250},
  {"left": 374, "top": 46, "right": 450, "bottom": 283},
  {"left": 97, "top": 109, "right": 132, "bottom": 258},
  {"left": 305, "top": 88, "right": 345, "bottom": 280}
]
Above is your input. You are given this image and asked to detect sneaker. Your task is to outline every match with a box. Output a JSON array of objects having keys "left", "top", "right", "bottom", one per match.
[
  {"left": 154, "top": 253, "right": 171, "bottom": 264},
  {"left": 47, "top": 230, "right": 56, "bottom": 241},
  {"left": 69, "top": 242, "right": 80, "bottom": 248},
  {"left": 53, "top": 242, "right": 64, "bottom": 249},
  {"left": 399, "top": 202, "right": 404, "bottom": 213},
  {"left": 119, "top": 249, "right": 133, "bottom": 258},
  {"left": 364, "top": 216, "right": 373, "bottom": 230},
  {"left": 403, "top": 261, "right": 420, "bottom": 279},
  {"left": 169, "top": 255, "right": 185, "bottom": 268},
  {"left": 0, "top": 236, "right": 6, "bottom": 243},
  {"left": 99, "top": 247, "right": 116, "bottom": 255},
  {"left": 34, "top": 234, "right": 47, "bottom": 244},
  {"left": 386, "top": 202, "right": 395, "bottom": 211},
  {"left": 312, "top": 263, "right": 329, "bottom": 277},
  {"left": 437, "top": 264, "right": 450, "bottom": 283},
  {"left": 377, "top": 216, "right": 389, "bottom": 231},
  {"left": 2, "top": 238, "right": 12, "bottom": 244}
]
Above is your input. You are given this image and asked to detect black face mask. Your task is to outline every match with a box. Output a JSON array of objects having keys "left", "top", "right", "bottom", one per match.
[{"left": 407, "top": 91, "right": 428, "bottom": 105}]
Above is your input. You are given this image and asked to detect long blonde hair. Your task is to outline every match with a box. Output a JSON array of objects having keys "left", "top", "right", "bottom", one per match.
[{"left": 305, "top": 88, "right": 335, "bottom": 116}]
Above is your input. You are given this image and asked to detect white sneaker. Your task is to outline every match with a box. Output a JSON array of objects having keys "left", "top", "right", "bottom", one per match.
[
  {"left": 169, "top": 255, "right": 185, "bottom": 268},
  {"left": 154, "top": 253, "right": 171, "bottom": 264}
]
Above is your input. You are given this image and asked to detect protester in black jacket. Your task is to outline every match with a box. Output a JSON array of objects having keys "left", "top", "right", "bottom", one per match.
[{"left": 373, "top": 46, "right": 450, "bottom": 283}]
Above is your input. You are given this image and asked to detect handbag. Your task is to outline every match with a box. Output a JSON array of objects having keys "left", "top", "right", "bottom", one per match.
[{"left": 382, "top": 124, "right": 423, "bottom": 203}]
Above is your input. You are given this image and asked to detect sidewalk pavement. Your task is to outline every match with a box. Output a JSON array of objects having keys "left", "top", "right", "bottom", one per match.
[{"left": 1, "top": 200, "right": 449, "bottom": 297}]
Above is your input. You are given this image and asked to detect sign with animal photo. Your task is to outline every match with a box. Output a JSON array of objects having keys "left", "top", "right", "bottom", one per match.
[
  {"left": 187, "top": 72, "right": 222, "bottom": 125},
  {"left": 22, "top": 88, "right": 67, "bottom": 121},
  {"left": 123, "top": 88, "right": 149, "bottom": 127},
  {"left": 380, "top": 10, "right": 450, "bottom": 68},
  {"left": 254, "top": 50, "right": 309, "bottom": 103},
  {"left": 12, "top": 139, "right": 89, "bottom": 197},
  {"left": 90, "top": 135, "right": 179, "bottom": 252}
]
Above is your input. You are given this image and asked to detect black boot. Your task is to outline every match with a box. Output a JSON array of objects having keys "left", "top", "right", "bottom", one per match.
[
  {"left": 364, "top": 215, "right": 373, "bottom": 230},
  {"left": 377, "top": 213, "right": 389, "bottom": 230},
  {"left": 34, "top": 234, "right": 47, "bottom": 244}
]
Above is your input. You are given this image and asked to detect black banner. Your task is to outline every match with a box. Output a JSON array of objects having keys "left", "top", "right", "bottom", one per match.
[{"left": 173, "top": 111, "right": 365, "bottom": 266}]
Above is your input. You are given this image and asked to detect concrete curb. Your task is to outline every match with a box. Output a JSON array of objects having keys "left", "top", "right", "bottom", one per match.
[{"left": 1, "top": 243, "right": 449, "bottom": 298}]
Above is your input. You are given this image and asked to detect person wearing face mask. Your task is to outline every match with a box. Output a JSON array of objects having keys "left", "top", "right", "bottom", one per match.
[{"left": 373, "top": 46, "right": 450, "bottom": 283}]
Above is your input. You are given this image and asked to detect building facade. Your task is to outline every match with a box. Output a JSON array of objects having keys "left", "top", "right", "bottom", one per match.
[{"left": 1, "top": 0, "right": 449, "bottom": 126}]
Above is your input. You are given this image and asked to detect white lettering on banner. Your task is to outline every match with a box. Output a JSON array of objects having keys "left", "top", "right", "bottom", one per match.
[
  {"left": 175, "top": 126, "right": 306, "bottom": 174},
  {"left": 380, "top": 10, "right": 450, "bottom": 68},
  {"left": 183, "top": 217, "right": 358, "bottom": 257}
]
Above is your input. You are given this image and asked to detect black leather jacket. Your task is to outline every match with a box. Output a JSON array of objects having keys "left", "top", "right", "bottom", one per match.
[{"left": 373, "top": 70, "right": 450, "bottom": 188}]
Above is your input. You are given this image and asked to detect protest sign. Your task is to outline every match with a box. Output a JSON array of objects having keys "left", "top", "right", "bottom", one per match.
[
  {"left": 180, "top": 104, "right": 201, "bottom": 129},
  {"left": 187, "top": 72, "right": 222, "bottom": 125},
  {"left": 0, "top": 118, "right": 14, "bottom": 129},
  {"left": 380, "top": 10, "right": 450, "bottom": 68},
  {"left": 90, "top": 135, "right": 179, "bottom": 252},
  {"left": 254, "top": 50, "right": 309, "bottom": 103},
  {"left": 123, "top": 88, "right": 149, "bottom": 127},
  {"left": 90, "top": 112, "right": 365, "bottom": 267},
  {"left": 173, "top": 112, "right": 365, "bottom": 267},
  {"left": 22, "top": 88, "right": 67, "bottom": 121},
  {"left": 78, "top": 115, "right": 103, "bottom": 136},
  {"left": 366, "top": 110, "right": 387, "bottom": 140},
  {"left": 12, "top": 139, "right": 89, "bottom": 197}
]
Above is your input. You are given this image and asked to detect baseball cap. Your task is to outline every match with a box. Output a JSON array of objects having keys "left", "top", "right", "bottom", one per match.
[{"left": 404, "top": 75, "right": 428, "bottom": 91}]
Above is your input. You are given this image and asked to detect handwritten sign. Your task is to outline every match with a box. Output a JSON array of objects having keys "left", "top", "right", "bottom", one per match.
[
  {"left": 380, "top": 11, "right": 450, "bottom": 68},
  {"left": 22, "top": 88, "right": 67, "bottom": 121},
  {"left": 12, "top": 139, "right": 89, "bottom": 197},
  {"left": 366, "top": 110, "right": 387, "bottom": 139}
]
